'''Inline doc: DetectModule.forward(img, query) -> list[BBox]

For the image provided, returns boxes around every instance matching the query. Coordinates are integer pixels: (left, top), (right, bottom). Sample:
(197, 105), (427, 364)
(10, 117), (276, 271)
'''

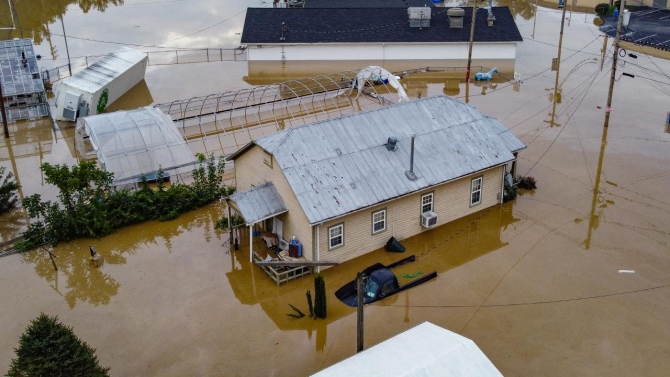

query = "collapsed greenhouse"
(76, 67), (406, 186)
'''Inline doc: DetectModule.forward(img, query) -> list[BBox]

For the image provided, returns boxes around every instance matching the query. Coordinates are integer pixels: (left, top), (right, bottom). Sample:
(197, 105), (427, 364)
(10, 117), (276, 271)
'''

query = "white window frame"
(328, 223), (344, 250)
(421, 192), (434, 213)
(372, 209), (386, 234)
(471, 176), (483, 206)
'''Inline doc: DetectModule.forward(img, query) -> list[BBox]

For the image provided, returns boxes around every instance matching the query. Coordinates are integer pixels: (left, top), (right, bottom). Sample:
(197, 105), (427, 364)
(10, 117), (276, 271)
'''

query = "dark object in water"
(384, 237), (405, 253)
(335, 255), (437, 307)
(89, 246), (97, 258)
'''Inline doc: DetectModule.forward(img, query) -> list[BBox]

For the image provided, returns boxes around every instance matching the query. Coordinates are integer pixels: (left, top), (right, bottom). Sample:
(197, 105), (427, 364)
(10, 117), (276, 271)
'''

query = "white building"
(241, 6), (522, 78)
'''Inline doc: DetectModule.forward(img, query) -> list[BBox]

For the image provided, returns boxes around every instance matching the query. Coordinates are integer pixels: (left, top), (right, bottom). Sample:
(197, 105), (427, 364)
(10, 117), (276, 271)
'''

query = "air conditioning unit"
(421, 211), (438, 228)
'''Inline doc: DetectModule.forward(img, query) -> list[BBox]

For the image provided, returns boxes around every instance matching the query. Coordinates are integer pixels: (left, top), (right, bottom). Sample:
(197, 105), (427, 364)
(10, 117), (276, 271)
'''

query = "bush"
(18, 154), (232, 250)
(516, 176), (537, 190)
(314, 274), (327, 319)
(0, 166), (20, 214)
(503, 185), (518, 202)
(7, 313), (110, 377)
(595, 3), (609, 15)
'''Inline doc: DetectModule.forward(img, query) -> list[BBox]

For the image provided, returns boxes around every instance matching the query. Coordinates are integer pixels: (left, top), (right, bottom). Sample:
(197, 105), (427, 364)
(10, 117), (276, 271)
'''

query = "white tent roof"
(312, 322), (503, 377)
(63, 46), (146, 94)
(75, 107), (197, 184)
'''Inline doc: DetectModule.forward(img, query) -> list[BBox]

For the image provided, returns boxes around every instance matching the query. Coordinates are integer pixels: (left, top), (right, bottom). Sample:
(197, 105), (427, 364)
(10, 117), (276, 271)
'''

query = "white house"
(241, 6), (523, 78)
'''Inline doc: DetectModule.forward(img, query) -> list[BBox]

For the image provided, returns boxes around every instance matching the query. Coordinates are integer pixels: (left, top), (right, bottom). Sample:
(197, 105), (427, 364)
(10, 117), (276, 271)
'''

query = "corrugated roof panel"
(250, 96), (525, 224)
(228, 182), (288, 225)
(64, 46), (146, 94)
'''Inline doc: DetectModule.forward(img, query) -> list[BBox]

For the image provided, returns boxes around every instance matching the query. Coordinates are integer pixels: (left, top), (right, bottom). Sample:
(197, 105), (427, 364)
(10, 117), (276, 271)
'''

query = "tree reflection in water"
(20, 205), (220, 309)
(3, 0), (124, 44)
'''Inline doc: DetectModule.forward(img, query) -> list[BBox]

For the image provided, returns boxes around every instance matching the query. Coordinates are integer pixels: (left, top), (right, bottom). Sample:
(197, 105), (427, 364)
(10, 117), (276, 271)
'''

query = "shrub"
(0, 166), (20, 214)
(517, 176), (537, 190)
(18, 154), (231, 250)
(595, 3), (609, 15)
(7, 313), (110, 377)
(314, 274), (327, 319)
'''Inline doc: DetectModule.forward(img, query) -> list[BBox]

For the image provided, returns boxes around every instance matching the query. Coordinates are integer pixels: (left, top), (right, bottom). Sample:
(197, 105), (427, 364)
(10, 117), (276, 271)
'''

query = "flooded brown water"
(2, 1), (670, 376)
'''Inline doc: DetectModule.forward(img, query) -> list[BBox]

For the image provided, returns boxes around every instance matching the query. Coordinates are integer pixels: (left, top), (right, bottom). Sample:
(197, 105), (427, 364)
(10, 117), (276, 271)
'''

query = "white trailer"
(55, 46), (148, 121)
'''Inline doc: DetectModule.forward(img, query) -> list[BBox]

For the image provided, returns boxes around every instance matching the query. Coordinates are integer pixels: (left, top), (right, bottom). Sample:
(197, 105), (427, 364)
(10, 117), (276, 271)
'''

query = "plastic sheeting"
(75, 107), (197, 185)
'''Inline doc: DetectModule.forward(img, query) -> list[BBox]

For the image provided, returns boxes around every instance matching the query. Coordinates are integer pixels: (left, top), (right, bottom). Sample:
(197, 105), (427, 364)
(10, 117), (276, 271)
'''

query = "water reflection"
(582, 125), (609, 250)
(20, 205), (220, 308)
(226, 202), (519, 351)
(1, 0), (124, 44)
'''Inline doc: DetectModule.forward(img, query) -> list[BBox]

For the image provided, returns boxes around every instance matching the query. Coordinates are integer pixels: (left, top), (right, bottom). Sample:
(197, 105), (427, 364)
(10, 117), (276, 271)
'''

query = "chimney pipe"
(405, 134), (418, 181)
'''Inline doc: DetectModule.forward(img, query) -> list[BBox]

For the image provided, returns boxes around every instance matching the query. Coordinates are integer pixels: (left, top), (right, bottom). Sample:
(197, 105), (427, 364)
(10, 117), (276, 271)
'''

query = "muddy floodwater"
(2, 1), (670, 376)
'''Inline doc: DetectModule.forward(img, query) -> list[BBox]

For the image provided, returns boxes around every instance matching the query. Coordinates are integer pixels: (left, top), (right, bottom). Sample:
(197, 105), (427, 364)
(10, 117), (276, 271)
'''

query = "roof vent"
(408, 7), (431, 28)
(447, 8), (465, 29)
(386, 136), (398, 151)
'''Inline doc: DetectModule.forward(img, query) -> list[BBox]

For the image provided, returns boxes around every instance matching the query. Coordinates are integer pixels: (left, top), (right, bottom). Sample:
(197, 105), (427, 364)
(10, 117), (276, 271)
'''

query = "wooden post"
(227, 203), (233, 250)
(249, 224), (253, 263)
(0, 79), (9, 138)
(356, 272), (365, 353)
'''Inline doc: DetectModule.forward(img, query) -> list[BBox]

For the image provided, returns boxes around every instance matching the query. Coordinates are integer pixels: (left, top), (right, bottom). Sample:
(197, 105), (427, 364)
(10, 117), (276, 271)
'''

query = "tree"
(7, 313), (110, 377)
(314, 274), (327, 319)
(0, 167), (20, 214)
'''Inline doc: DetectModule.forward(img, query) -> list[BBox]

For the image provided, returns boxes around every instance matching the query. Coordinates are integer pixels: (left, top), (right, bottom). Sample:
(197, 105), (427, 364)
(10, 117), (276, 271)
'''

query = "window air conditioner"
(421, 211), (438, 228)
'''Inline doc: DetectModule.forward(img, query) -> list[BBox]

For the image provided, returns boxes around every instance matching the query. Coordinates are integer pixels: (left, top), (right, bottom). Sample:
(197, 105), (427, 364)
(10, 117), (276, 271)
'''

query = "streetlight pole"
(604, 0), (626, 128)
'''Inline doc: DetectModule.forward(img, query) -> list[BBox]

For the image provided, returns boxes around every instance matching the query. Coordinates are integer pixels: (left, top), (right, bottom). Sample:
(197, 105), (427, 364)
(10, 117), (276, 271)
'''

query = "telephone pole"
(465, 1), (480, 83)
(604, 0), (626, 128)
(549, 3), (568, 127)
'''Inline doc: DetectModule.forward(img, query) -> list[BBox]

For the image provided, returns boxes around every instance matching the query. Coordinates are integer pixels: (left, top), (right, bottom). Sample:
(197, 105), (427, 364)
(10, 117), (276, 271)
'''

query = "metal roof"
(228, 182), (288, 225)
(234, 95), (525, 225)
(312, 321), (503, 376)
(62, 46), (146, 94)
(304, 0), (435, 8)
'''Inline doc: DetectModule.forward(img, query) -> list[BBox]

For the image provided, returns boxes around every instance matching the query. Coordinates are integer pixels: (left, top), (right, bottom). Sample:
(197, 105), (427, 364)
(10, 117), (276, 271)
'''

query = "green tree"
(0, 166), (20, 214)
(7, 313), (110, 377)
(314, 274), (327, 319)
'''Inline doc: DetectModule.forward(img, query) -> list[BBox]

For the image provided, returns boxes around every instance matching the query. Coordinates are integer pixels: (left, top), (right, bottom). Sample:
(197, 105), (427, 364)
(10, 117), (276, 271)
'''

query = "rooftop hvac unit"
(421, 211), (438, 228)
(408, 7), (431, 28)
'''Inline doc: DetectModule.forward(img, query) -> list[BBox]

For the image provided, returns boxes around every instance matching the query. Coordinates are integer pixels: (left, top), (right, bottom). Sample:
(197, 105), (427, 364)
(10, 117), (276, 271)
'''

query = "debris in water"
(618, 270), (635, 274)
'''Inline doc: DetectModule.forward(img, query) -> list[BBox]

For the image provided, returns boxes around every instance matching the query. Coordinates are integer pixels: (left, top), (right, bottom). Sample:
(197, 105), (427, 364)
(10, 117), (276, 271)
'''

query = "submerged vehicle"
(335, 255), (437, 307)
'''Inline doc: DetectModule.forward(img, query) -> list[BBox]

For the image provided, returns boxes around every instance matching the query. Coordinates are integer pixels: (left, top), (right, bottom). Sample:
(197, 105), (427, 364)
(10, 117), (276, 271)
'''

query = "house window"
(263, 151), (272, 168)
(421, 193), (433, 213)
(372, 209), (386, 234)
(329, 223), (344, 249)
(471, 177), (483, 206)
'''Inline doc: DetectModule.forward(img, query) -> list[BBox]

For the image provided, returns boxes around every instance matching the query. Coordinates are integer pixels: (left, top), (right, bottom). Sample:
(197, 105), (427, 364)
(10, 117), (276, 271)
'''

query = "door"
(273, 218), (283, 239)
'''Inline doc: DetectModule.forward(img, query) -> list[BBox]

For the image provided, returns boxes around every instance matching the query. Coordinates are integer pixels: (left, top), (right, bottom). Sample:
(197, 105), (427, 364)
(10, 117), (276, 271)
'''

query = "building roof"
(241, 7), (522, 44)
(74, 107), (197, 185)
(62, 46), (146, 94)
(229, 96), (525, 225)
(311, 321), (503, 376)
(304, 0), (435, 8)
(228, 182), (288, 225)
(0, 39), (43, 96)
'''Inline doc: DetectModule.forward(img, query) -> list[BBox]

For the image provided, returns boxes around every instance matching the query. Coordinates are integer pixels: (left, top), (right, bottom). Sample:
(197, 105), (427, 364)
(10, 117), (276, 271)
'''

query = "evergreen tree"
(7, 313), (110, 377)
(314, 274), (327, 319)
(0, 167), (20, 214)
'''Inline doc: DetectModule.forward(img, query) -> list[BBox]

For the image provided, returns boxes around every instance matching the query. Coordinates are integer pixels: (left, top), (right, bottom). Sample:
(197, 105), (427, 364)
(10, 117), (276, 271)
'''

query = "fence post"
(234, 48), (236, 62)
(220, 48), (223, 62)
(146, 52), (150, 66)
(206, 48), (209, 63)
(176, 50), (179, 64)
(85, 56), (88, 67)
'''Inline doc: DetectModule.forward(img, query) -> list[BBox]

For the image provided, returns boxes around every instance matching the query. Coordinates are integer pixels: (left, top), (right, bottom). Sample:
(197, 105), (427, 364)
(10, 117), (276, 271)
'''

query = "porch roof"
(228, 182), (288, 225)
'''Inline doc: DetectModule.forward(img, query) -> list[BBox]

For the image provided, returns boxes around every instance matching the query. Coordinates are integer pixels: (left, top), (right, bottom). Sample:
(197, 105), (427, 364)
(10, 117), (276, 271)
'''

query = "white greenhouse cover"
(312, 322), (503, 377)
(75, 107), (197, 184)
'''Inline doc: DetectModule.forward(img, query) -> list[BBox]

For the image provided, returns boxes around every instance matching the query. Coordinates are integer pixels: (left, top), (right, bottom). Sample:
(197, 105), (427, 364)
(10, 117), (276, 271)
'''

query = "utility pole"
(58, 0), (72, 76)
(604, 0), (625, 128)
(532, 0), (539, 39)
(356, 272), (365, 353)
(465, 1), (479, 83)
(0, 79), (9, 138)
(549, 3), (569, 127)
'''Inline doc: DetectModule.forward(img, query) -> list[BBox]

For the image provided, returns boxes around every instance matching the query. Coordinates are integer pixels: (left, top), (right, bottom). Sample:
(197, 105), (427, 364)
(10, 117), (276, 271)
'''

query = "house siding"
(317, 165), (505, 264)
(233, 145), (314, 260)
